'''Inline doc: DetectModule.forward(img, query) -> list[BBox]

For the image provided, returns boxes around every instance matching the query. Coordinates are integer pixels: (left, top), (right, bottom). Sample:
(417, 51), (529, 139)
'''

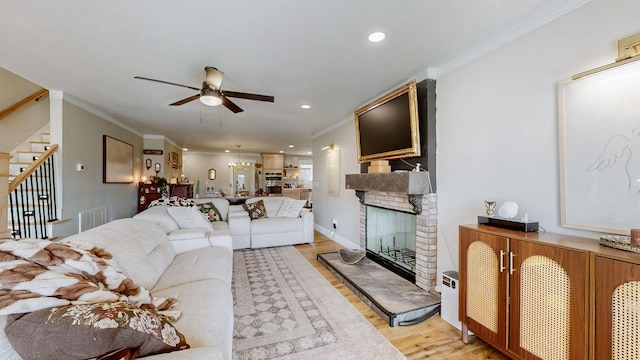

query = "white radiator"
(78, 208), (108, 232)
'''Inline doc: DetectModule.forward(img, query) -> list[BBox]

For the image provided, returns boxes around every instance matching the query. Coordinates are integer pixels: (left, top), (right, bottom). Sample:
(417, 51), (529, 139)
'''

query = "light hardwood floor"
(294, 231), (509, 360)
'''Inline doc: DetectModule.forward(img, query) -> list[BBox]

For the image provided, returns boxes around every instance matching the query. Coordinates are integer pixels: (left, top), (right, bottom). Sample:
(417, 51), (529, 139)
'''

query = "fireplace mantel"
(346, 172), (432, 214)
(345, 171), (431, 194)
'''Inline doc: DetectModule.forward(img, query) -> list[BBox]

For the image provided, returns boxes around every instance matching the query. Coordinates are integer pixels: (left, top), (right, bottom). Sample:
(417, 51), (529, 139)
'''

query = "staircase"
(7, 130), (66, 239)
(1, 88), (67, 240)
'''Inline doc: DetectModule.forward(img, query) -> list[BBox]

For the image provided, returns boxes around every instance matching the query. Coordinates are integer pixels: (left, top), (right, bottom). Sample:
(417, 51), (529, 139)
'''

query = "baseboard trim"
(314, 224), (360, 250)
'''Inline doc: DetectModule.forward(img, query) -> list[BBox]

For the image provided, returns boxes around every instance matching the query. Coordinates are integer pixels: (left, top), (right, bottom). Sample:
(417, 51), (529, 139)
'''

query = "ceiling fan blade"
(134, 76), (201, 91)
(222, 90), (274, 103)
(221, 96), (244, 113)
(170, 94), (200, 106)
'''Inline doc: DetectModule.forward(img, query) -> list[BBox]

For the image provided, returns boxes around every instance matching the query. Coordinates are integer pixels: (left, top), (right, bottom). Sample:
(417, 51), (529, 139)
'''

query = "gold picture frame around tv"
(354, 80), (420, 163)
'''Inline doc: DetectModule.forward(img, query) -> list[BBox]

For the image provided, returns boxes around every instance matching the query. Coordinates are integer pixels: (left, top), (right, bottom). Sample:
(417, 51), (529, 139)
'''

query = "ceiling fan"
(134, 66), (274, 113)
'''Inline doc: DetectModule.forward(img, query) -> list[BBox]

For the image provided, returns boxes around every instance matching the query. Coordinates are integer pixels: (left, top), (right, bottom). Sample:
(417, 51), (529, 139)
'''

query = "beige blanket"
(0, 238), (175, 315)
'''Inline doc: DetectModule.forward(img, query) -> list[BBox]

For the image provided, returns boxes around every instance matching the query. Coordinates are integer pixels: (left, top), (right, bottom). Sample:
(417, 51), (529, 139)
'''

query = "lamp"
(573, 33), (640, 79)
(200, 87), (223, 106)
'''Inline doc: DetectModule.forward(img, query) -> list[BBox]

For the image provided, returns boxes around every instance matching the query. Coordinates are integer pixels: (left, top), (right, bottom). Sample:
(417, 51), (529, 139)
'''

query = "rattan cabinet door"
(593, 256), (640, 360)
(509, 240), (588, 360)
(459, 227), (509, 350)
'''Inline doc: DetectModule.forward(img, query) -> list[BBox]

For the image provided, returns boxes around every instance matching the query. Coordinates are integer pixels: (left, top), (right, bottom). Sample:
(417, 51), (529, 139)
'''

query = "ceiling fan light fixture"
(200, 88), (223, 106)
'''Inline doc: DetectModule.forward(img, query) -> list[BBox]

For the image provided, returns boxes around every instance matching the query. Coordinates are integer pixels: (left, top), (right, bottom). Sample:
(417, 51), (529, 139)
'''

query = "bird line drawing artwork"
(586, 127), (640, 194)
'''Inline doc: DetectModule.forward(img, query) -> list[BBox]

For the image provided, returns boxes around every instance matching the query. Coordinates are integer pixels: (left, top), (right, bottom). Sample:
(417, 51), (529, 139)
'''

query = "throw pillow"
(6, 301), (189, 360)
(167, 206), (214, 231)
(276, 197), (307, 218)
(149, 196), (196, 208)
(197, 202), (223, 222)
(243, 200), (268, 220)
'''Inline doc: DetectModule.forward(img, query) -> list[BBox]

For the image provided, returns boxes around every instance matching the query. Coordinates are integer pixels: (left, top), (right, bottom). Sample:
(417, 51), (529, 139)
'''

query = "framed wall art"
(103, 135), (134, 183)
(558, 59), (640, 234)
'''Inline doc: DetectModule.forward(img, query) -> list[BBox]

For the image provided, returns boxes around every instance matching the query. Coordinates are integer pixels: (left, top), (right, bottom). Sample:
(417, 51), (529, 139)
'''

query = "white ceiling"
(0, 0), (589, 155)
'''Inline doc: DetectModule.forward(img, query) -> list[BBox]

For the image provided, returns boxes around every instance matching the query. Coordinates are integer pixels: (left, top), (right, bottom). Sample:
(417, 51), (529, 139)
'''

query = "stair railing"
(8, 144), (59, 239)
(0, 88), (48, 122)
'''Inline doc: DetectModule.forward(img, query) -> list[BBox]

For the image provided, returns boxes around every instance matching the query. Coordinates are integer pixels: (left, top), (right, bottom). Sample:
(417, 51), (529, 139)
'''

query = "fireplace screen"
(366, 206), (416, 274)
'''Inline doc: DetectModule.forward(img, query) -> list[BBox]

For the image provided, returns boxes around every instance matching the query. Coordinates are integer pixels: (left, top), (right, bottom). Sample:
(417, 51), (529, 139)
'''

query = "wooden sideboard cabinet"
(592, 251), (640, 359)
(138, 182), (162, 213)
(459, 225), (589, 360)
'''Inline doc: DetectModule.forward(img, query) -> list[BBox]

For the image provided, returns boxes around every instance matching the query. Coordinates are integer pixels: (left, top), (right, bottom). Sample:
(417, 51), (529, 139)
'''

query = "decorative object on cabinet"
(484, 201), (496, 216)
(208, 168), (216, 180)
(145, 158), (152, 170)
(103, 135), (134, 184)
(497, 201), (518, 219)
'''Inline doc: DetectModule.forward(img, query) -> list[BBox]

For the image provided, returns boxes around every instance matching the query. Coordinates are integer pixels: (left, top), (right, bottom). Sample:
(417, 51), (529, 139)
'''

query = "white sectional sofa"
(0, 217), (234, 360)
(243, 197), (314, 249)
(136, 197), (314, 250)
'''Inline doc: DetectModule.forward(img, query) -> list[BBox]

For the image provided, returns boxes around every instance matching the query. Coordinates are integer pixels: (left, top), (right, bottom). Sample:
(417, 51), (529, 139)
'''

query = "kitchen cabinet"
(459, 225), (589, 360)
(261, 153), (283, 170)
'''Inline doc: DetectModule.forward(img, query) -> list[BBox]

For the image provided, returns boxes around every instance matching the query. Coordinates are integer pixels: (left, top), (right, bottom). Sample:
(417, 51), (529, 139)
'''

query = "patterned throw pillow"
(276, 197), (307, 218)
(6, 301), (189, 359)
(197, 202), (223, 222)
(149, 196), (195, 208)
(243, 200), (268, 220)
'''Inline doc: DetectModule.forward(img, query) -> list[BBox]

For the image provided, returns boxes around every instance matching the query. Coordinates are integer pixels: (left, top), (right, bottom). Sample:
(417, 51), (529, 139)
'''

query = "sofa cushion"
(251, 216), (304, 234)
(6, 302), (189, 359)
(242, 199), (268, 220)
(133, 206), (179, 233)
(152, 279), (233, 360)
(167, 228), (209, 241)
(152, 244), (233, 292)
(276, 197), (307, 218)
(197, 202), (223, 222)
(167, 207), (214, 231)
(63, 218), (175, 290)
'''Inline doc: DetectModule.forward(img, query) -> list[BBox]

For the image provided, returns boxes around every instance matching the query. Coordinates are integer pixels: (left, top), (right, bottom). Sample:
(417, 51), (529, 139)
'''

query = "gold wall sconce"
(573, 32), (640, 79)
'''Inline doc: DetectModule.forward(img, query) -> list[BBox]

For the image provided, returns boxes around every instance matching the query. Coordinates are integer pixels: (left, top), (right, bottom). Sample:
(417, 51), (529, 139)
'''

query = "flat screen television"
(354, 80), (420, 163)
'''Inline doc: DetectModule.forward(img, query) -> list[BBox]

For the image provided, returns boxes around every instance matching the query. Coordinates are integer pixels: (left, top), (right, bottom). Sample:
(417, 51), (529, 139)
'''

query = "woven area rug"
(232, 246), (406, 360)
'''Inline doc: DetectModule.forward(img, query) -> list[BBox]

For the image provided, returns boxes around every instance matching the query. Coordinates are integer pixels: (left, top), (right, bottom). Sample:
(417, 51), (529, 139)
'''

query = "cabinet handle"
(499, 250), (506, 273)
(509, 251), (515, 275)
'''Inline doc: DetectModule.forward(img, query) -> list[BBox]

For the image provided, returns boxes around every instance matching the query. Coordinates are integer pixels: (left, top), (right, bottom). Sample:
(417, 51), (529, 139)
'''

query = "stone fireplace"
(346, 172), (437, 292)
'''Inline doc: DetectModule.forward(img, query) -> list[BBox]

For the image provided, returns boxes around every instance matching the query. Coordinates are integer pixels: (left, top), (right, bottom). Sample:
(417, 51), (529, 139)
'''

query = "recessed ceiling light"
(225, 150), (230, 153)
(368, 31), (385, 43)
(279, 150), (284, 153)
(289, 145), (294, 148)
(307, 151), (312, 155)
(182, 148), (188, 151)
(301, 104), (311, 109)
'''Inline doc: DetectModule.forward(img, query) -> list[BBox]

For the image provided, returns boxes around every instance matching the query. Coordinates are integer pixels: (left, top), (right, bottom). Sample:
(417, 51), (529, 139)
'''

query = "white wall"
(435, 0), (640, 277)
(58, 101), (142, 237)
(0, 67), (50, 152)
(312, 120), (361, 249)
